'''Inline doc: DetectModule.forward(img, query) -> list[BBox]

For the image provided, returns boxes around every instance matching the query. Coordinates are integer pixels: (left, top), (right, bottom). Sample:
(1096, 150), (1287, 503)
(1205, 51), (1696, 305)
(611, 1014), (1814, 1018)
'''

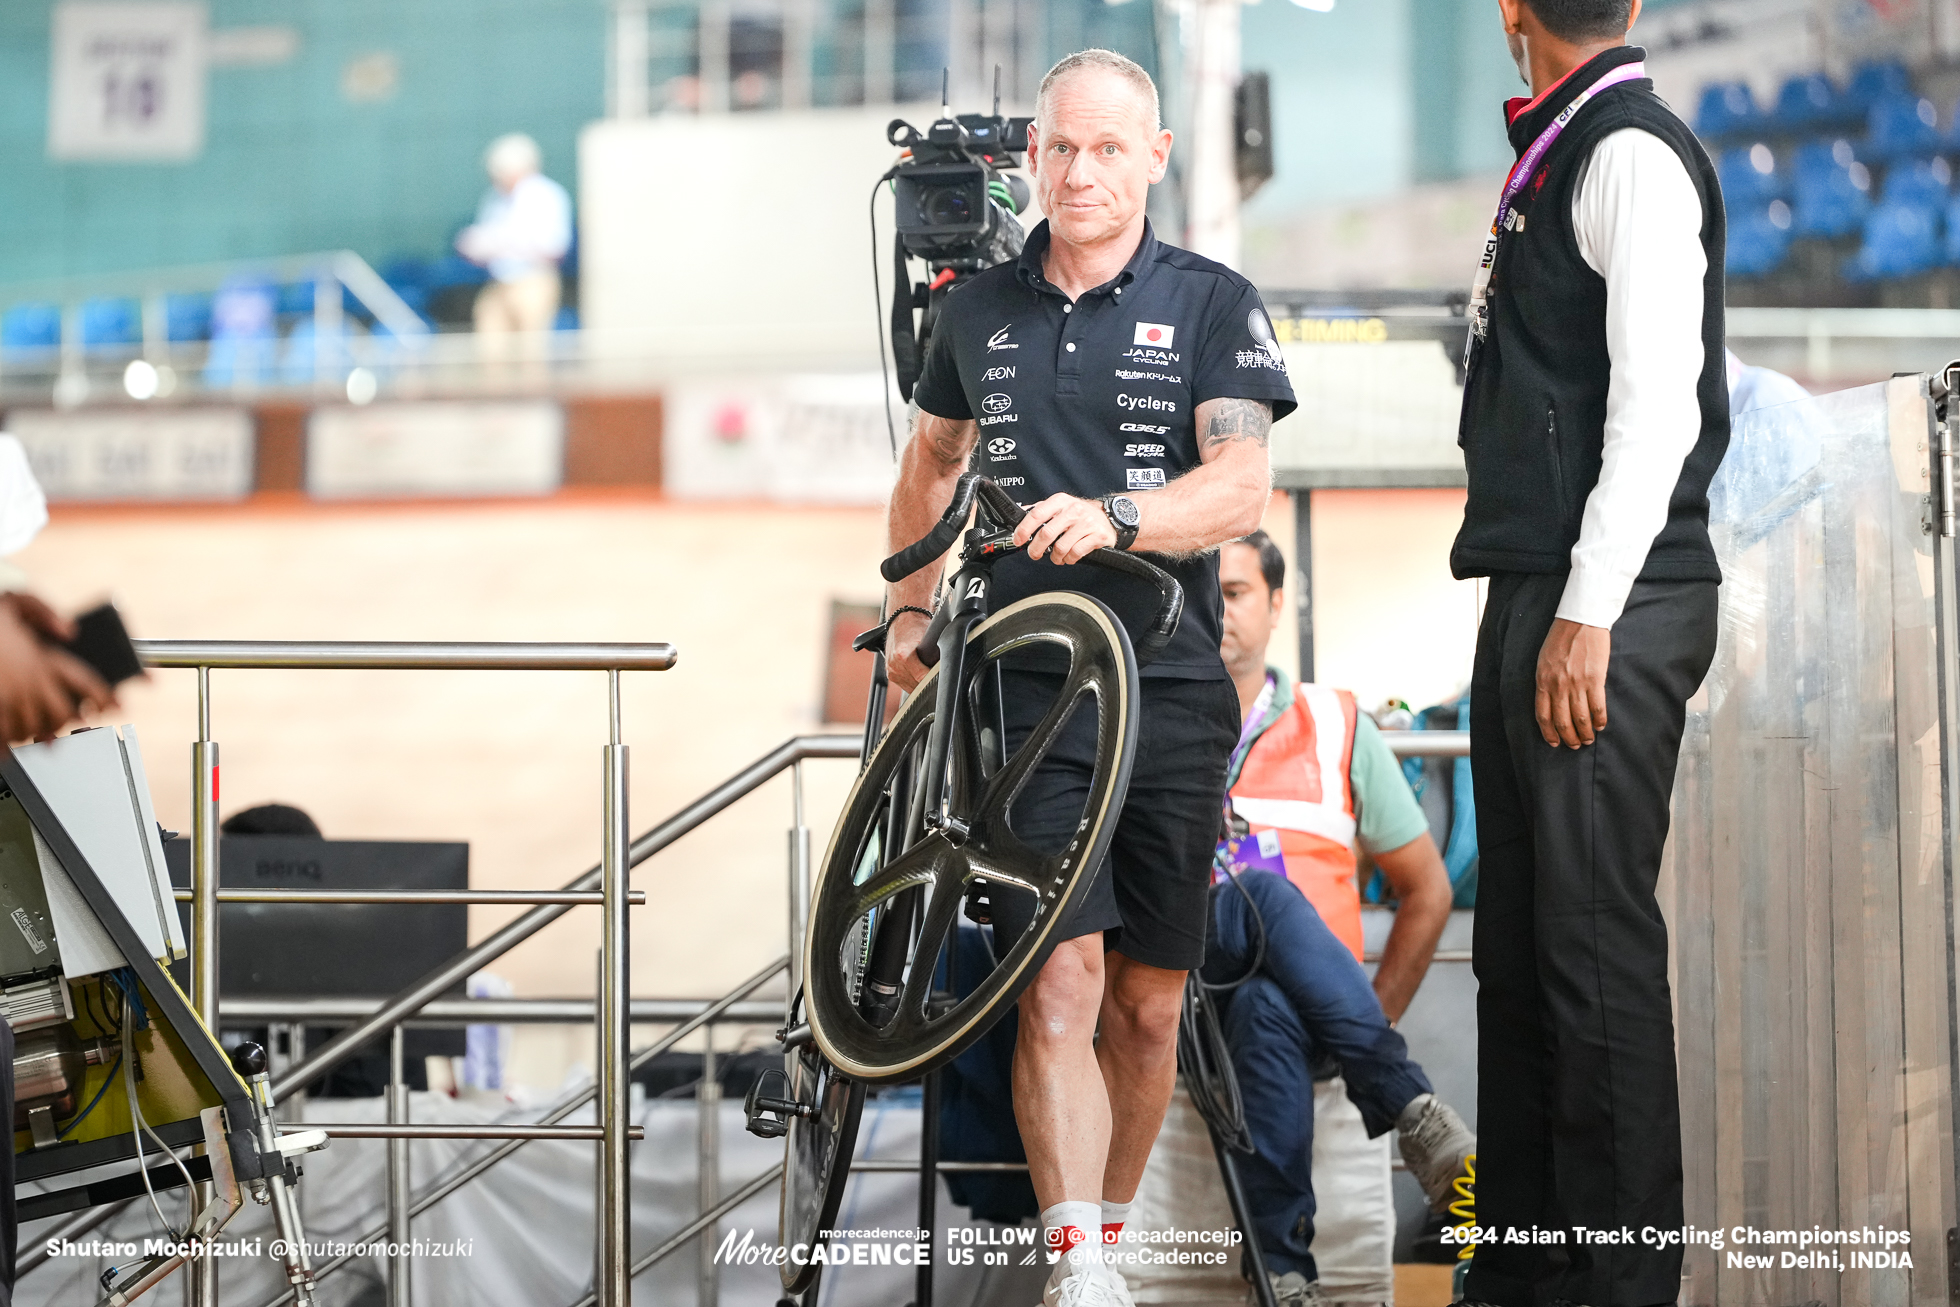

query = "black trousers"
(1462, 573), (1717, 1307)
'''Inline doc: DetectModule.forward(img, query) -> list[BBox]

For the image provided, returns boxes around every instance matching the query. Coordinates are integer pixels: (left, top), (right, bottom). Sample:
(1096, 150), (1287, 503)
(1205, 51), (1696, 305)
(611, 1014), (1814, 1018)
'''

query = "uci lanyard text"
(1468, 61), (1646, 340)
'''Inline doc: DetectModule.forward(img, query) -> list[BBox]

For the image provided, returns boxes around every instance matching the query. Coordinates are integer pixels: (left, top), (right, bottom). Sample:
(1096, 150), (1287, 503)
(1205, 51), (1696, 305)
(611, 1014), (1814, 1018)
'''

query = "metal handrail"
(247, 955), (788, 1307)
(310, 1125), (648, 1141)
(169, 889), (648, 905)
(1382, 729), (1468, 757)
(221, 997), (783, 1024)
(135, 640), (678, 671)
(266, 733), (856, 1103)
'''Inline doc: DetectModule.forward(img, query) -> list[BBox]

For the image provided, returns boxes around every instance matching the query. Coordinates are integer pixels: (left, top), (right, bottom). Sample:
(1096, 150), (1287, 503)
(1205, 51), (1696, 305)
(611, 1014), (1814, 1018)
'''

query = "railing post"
(599, 669), (631, 1305)
(387, 1024), (411, 1307)
(787, 760), (810, 1024)
(190, 665), (220, 1307)
(698, 1022), (719, 1307)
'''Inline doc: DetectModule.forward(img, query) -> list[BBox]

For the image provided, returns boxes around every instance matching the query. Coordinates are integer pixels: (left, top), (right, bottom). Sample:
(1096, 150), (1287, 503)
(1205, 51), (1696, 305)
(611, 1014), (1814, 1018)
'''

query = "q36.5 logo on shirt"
(987, 326), (1018, 352)
(987, 437), (1018, 459)
(981, 393), (1013, 414)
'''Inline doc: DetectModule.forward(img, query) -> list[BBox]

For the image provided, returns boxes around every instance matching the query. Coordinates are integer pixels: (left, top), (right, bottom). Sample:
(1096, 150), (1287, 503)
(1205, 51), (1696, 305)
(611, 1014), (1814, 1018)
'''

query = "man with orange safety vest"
(1202, 531), (1473, 1307)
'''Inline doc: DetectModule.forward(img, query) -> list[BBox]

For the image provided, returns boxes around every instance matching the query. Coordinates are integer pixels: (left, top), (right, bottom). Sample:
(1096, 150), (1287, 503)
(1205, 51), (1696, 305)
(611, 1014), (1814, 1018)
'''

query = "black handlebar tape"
(881, 473), (982, 582)
(1082, 548), (1186, 669)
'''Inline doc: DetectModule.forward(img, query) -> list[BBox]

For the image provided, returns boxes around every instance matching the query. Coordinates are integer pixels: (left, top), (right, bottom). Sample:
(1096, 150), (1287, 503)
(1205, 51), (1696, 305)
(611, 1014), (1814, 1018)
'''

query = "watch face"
(1112, 496), (1142, 528)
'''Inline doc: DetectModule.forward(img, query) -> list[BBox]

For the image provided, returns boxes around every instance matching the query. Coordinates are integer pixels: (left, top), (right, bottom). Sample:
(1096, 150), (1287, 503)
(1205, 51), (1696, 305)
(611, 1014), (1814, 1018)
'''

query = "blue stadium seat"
(1865, 92), (1941, 160)
(278, 317), (353, 384)
(1719, 144), (1787, 205)
(204, 278), (278, 389)
(1843, 60), (1911, 112)
(0, 303), (60, 353)
(1771, 73), (1850, 130)
(379, 256), (434, 318)
(1883, 156), (1952, 207)
(1695, 81), (1761, 139)
(164, 293), (212, 342)
(1845, 199), (1941, 279)
(428, 253), (489, 288)
(1790, 138), (1871, 238)
(1728, 201), (1794, 277)
(1946, 195), (1960, 265)
(79, 297), (139, 348)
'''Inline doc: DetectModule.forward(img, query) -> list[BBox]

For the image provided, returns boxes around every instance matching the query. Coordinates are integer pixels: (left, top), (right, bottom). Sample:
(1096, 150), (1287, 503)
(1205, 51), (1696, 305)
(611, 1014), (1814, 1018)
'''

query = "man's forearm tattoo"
(1202, 398), (1273, 450)
(908, 402), (975, 472)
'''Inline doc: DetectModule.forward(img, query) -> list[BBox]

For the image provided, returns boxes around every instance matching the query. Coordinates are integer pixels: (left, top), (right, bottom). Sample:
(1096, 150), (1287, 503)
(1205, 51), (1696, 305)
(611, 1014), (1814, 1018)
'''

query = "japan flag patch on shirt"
(1133, 322), (1175, 347)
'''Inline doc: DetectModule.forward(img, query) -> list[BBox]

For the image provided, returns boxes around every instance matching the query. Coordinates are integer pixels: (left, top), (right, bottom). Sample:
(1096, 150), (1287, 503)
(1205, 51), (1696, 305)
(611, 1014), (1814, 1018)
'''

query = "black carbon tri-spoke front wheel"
(804, 592), (1139, 1084)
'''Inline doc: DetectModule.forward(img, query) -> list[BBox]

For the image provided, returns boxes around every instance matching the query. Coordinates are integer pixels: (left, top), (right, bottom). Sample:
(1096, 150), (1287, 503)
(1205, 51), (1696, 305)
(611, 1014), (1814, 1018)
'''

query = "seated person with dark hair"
(1205, 531), (1475, 1307)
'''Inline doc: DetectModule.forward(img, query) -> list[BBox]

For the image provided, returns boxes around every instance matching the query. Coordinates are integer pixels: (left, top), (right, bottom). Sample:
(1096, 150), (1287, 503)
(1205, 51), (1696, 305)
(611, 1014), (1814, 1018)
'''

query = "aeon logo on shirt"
(987, 326), (1018, 352)
(981, 393), (1013, 414)
(982, 366), (1016, 381)
(987, 437), (1018, 459)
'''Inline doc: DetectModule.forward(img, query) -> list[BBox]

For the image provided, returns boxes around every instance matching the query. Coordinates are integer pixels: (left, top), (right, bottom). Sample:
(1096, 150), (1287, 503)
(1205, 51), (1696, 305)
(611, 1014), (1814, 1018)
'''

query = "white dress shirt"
(1558, 127), (1709, 629)
(457, 173), (573, 284)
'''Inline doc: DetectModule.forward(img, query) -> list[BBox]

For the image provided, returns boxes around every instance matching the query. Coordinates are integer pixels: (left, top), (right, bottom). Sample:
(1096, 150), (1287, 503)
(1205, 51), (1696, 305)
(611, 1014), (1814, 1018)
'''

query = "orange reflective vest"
(1226, 674), (1365, 962)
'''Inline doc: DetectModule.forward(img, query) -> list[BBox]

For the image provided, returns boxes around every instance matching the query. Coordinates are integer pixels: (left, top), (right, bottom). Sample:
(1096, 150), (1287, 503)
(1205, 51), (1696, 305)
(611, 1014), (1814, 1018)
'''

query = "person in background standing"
(455, 133), (573, 378)
(1449, 1), (1728, 1304)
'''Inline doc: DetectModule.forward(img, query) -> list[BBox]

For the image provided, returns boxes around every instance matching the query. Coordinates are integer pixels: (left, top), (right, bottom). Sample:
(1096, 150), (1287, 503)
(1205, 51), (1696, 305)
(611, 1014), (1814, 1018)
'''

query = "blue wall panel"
(0, 0), (606, 284)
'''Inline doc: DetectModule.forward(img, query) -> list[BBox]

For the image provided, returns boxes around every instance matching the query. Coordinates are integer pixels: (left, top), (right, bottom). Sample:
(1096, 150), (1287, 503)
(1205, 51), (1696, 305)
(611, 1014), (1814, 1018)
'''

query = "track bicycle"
(747, 472), (1183, 1296)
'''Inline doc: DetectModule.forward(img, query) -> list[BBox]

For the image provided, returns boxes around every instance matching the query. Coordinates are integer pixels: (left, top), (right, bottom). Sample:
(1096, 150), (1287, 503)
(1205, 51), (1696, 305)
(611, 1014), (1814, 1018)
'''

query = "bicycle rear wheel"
(805, 592), (1139, 1084)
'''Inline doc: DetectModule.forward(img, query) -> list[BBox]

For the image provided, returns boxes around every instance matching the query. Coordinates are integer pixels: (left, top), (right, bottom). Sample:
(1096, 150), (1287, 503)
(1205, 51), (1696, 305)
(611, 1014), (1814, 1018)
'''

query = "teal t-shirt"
(1350, 710), (1431, 857)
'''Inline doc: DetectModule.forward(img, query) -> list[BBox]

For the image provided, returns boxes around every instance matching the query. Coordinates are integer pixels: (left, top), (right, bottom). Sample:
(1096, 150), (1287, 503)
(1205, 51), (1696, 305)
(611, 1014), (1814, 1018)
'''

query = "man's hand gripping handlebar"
(870, 472), (1185, 690)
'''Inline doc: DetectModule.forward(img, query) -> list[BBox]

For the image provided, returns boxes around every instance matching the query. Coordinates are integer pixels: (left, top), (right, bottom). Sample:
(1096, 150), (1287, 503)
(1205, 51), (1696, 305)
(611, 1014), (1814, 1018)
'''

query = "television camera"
(884, 73), (1034, 401)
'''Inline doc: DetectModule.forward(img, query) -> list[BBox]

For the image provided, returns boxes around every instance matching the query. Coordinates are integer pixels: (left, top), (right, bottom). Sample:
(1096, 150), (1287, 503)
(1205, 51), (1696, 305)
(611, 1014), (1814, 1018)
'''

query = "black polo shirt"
(912, 219), (1297, 679)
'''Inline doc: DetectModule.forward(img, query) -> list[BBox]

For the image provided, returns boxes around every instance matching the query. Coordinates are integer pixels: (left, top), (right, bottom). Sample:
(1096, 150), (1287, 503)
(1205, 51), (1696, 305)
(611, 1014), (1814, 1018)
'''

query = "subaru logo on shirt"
(982, 393), (1013, 414)
(987, 437), (1017, 458)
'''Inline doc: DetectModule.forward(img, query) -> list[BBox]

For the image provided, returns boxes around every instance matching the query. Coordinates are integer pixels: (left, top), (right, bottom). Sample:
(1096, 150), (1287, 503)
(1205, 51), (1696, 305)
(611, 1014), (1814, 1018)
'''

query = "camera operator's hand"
(0, 593), (115, 744)
(1014, 494), (1118, 565)
(886, 608), (933, 695)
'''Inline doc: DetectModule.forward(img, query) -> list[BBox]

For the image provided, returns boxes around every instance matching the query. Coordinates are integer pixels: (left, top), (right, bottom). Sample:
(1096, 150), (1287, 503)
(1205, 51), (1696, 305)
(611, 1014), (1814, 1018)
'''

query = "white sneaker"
(1396, 1093), (1477, 1213)
(1041, 1244), (1117, 1307)
(1103, 1258), (1137, 1307)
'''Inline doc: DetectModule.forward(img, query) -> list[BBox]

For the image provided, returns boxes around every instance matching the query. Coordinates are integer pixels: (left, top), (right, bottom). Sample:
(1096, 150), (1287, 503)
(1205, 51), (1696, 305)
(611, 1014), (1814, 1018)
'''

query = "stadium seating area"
(0, 239), (579, 373)
(1701, 59), (1960, 305)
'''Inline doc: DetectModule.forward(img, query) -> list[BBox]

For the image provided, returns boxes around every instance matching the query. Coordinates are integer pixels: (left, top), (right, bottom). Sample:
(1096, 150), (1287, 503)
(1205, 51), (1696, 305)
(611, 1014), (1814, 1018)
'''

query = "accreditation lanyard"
(1467, 61), (1646, 342)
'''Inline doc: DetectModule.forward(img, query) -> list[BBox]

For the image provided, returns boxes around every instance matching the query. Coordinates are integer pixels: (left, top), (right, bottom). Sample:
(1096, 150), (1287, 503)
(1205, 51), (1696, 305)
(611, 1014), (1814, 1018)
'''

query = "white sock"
(1041, 1200), (1104, 1260)
(1100, 1198), (1134, 1244)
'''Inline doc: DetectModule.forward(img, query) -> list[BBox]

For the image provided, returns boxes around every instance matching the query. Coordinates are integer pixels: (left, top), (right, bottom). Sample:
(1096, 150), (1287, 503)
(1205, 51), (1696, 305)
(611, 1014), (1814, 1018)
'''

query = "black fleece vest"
(1450, 46), (1729, 586)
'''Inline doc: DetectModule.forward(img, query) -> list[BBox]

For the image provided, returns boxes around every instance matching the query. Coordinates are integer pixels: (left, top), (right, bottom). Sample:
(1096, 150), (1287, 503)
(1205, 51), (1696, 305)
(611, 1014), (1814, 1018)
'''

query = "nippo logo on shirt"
(1133, 322), (1175, 347)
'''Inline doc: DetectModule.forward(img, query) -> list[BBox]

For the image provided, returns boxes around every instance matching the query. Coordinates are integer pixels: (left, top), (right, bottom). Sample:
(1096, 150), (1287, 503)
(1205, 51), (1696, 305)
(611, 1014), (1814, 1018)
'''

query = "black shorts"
(989, 669), (1239, 972)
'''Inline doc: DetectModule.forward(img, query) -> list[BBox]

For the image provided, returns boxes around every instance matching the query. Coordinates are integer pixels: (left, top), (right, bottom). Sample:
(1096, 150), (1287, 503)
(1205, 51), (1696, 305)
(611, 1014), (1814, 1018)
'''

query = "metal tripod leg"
(1204, 1122), (1279, 1307)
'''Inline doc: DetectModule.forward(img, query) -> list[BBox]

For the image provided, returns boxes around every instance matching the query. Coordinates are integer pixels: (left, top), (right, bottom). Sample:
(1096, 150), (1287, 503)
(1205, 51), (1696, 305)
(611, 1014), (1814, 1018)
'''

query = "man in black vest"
(1451, 2), (1727, 1305)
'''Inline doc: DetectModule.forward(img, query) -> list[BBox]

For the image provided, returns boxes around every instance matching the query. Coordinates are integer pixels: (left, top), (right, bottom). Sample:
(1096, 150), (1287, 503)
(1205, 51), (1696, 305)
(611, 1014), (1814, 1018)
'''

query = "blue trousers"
(1201, 869), (1432, 1280)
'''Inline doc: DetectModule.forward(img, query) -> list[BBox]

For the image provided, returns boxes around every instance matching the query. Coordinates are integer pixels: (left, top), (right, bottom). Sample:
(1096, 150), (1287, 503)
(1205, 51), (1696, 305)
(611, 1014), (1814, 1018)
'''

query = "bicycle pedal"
(743, 1069), (800, 1139)
(963, 877), (994, 925)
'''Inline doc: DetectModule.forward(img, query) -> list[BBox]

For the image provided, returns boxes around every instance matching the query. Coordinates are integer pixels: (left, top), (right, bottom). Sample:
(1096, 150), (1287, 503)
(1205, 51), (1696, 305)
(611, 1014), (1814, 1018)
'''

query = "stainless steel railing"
(130, 639), (680, 1307)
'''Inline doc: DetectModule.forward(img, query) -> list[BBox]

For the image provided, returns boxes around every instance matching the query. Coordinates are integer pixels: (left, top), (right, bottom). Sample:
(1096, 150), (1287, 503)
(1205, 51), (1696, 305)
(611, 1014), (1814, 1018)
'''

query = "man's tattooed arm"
(1200, 397), (1274, 452)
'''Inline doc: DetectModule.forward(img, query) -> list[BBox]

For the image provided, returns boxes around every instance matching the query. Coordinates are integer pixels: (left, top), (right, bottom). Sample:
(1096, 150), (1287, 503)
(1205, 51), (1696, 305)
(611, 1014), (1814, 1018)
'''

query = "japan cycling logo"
(987, 437), (1017, 457)
(981, 393), (1013, 414)
(1133, 322), (1176, 347)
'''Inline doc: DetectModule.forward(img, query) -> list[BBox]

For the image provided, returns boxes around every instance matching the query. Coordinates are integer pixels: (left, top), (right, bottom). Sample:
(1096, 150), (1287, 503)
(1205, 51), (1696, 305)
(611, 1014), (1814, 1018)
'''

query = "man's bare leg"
(1096, 953), (1188, 1203)
(1012, 936), (1111, 1207)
